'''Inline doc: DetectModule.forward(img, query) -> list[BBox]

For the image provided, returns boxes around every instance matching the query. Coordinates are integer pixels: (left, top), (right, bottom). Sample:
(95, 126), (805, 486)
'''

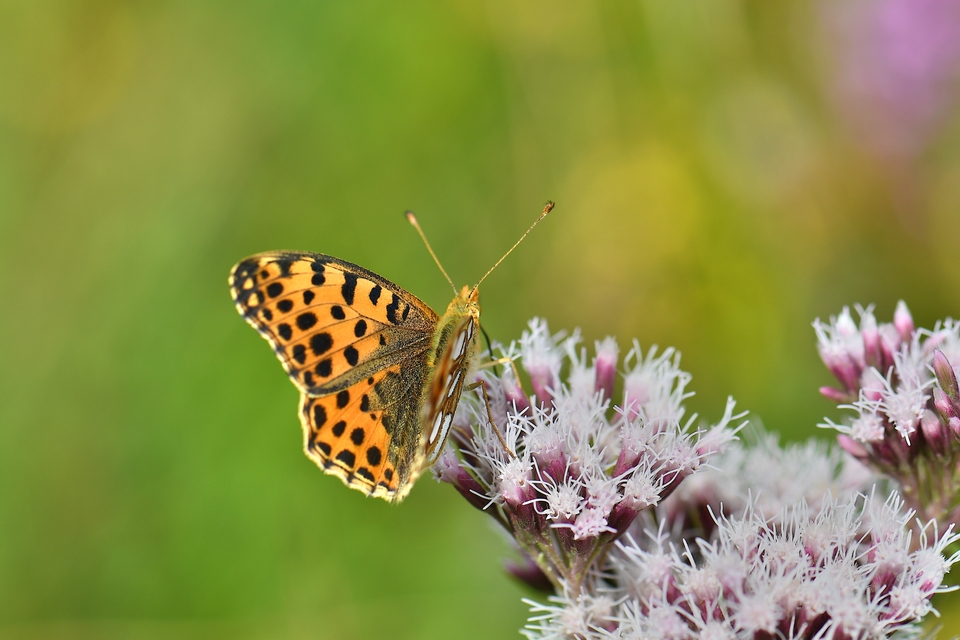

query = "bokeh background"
(2, 1), (960, 638)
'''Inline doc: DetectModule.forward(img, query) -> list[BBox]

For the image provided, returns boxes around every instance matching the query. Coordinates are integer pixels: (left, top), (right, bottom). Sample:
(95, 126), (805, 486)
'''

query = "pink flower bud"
(500, 457), (537, 514)
(894, 300), (914, 341)
(504, 557), (553, 593)
(862, 311), (882, 369)
(819, 386), (852, 403)
(527, 364), (555, 408)
(433, 448), (463, 484)
(437, 456), (490, 511)
(607, 502), (642, 539)
(932, 350), (959, 402)
(593, 337), (619, 402)
(871, 566), (899, 599)
(837, 434), (869, 460)
(501, 376), (531, 416)
(878, 324), (900, 374)
(540, 458), (568, 484)
(861, 368), (886, 402)
(932, 387), (960, 422)
(920, 410), (947, 457)
(822, 352), (863, 394)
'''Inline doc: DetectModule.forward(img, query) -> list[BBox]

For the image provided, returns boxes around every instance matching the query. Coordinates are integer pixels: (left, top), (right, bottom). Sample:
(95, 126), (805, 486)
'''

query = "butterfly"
(229, 205), (551, 502)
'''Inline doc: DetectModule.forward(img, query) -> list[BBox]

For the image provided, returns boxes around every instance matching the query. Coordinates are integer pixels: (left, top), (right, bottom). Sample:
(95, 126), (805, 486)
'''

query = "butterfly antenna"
(406, 211), (458, 296)
(471, 201), (554, 295)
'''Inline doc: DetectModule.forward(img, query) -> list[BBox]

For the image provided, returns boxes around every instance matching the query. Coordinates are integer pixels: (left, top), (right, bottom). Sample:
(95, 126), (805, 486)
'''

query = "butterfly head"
(463, 284), (480, 309)
(432, 286), (481, 364)
(448, 285), (480, 322)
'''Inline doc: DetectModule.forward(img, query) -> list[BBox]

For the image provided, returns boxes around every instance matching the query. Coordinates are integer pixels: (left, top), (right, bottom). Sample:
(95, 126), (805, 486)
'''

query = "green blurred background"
(2, 1), (960, 638)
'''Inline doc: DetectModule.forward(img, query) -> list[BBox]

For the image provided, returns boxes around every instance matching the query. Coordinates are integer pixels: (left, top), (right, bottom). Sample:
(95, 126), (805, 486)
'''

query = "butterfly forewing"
(231, 251), (482, 502)
(230, 252), (438, 395)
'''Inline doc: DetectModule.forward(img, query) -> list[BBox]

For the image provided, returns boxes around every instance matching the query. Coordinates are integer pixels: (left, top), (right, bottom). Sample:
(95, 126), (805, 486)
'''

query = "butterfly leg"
(478, 355), (525, 383)
(478, 357), (532, 401)
(467, 380), (517, 459)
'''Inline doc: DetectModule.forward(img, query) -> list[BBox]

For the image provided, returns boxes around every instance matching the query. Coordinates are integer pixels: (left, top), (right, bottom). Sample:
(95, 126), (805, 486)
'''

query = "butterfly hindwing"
(230, 251), (439, 395)
(422, 316), (479, 463)
(300, 355), (430, 501)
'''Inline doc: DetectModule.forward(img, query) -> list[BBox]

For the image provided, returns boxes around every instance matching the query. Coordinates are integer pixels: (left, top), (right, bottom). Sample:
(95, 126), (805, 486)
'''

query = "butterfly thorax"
(427, 286), (480, 369)
(420, 286), (480, 463)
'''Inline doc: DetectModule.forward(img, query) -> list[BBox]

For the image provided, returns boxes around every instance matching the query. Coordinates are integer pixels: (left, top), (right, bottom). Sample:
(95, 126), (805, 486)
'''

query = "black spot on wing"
(332, 421), (346, 437)
(350, 428), (365, 445)
(296, 312), (317, 330)
(385, 295), (400, 324)
(310, 261), (325, 285)
(278, 324), (292, 341)
(233, 258), (259, 281)
(292, 344), (306, 364)
(310, 333), (332, 355)
(369, 285), (381, 305)
(267, 282), (284, 298)
(313, 404), (327, 427)
(236, 288), (262, 311)
(336, 450), (356, 468)
(303, 290), (315, 305)
(344, 346), (359, 366)
(331, 306), (345, 320)
(276, 257), (294, 276)
(341, 273), (357, 305)
(315, 359), (332, 377)
(356, 467), (375, 482)
(336, 390), (350, 409)
(366, 446), (382, 466)
(277, 299), (293, 313)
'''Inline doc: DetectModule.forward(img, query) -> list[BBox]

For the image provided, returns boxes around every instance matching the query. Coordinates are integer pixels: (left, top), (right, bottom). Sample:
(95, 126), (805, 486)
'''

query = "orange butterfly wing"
(229, 251), (440, 500)
(230, 252), (437, 394)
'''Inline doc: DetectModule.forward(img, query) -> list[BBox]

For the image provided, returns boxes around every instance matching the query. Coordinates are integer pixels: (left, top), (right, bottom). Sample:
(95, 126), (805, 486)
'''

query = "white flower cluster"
(434, 318), (743, 593)
(815, 302), (960, 528)
(813, 302), (916, 402)
(435, 316), (960, 639)
(815, 303), (960, 442)
(664, 434), (878, 529)
(523, 490), (959, 640)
